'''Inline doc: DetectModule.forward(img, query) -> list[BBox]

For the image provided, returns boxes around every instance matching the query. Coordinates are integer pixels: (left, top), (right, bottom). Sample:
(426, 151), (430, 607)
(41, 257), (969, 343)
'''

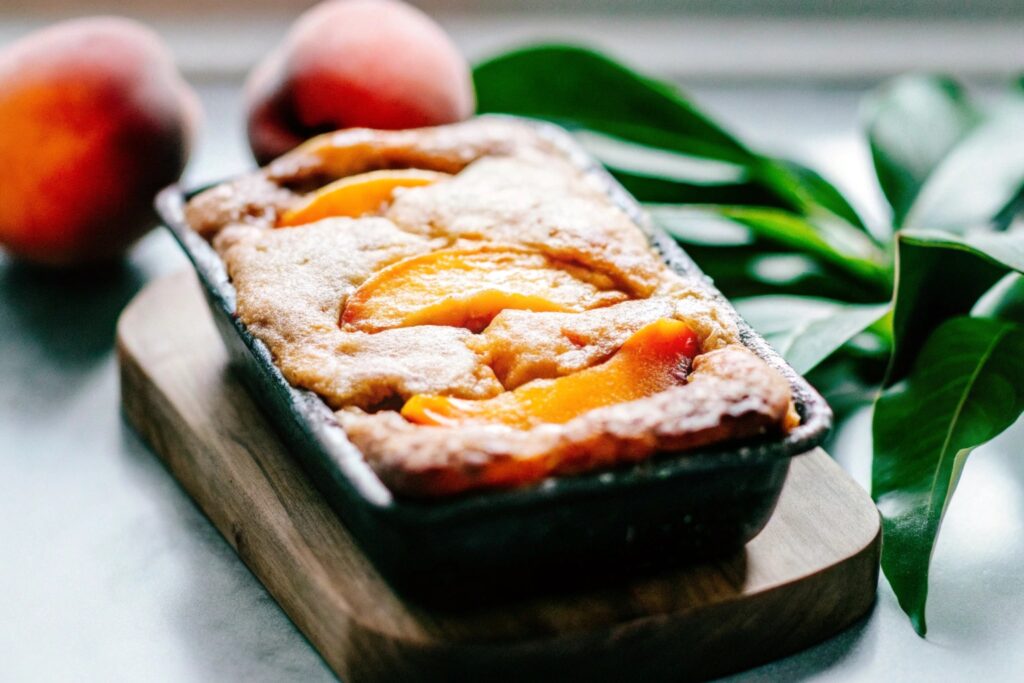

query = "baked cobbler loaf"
(186, 119), (795, 497)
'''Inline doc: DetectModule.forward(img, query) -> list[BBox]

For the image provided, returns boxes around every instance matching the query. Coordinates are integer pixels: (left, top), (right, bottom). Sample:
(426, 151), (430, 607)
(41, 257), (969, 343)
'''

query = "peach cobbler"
(185, 119), (795, 497)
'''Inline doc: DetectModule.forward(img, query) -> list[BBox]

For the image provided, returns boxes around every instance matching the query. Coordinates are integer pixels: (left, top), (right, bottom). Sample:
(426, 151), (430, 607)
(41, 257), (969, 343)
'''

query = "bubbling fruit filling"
(340, 245), (629, 333)
(277, 168), (449, 226)
(338, 238), (700, 428)
(280, 171), (700, 427)
(401, 319), (699, 429)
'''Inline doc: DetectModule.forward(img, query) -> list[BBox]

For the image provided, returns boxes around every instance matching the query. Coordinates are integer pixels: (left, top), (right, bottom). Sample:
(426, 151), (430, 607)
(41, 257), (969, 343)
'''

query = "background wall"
(0, 0), (1020, 83)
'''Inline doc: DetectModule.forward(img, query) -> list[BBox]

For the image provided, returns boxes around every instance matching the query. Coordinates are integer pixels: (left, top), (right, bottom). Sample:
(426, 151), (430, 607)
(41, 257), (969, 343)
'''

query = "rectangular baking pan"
(156, 116), (832, 599)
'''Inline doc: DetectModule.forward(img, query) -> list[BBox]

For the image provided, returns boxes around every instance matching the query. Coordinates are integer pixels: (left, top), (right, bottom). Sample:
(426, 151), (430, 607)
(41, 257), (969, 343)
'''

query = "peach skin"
(245, 0), (474, 165)
(0, 17), (199, 266)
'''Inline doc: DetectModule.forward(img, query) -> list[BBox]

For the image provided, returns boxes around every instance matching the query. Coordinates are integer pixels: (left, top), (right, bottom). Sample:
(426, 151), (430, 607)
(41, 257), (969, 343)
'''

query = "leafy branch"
(474, 44), (1024, 635)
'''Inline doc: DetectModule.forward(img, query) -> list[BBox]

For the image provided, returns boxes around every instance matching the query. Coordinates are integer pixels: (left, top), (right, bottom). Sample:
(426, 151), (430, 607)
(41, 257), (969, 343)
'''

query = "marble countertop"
(2, 82), (1022, 682)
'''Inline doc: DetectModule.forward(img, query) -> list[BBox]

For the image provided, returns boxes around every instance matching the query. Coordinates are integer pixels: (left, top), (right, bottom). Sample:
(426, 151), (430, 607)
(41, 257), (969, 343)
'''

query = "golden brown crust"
(265, 117), (560, 186)
(277, 327), (504, 410)
(221, 218), (503, 408)
(482, 296), (738, 389)
(184, 118), (794, 497)
(185, 173), (296, 241)
(340, 346), (792, 497)
(385, 154), (668, 296)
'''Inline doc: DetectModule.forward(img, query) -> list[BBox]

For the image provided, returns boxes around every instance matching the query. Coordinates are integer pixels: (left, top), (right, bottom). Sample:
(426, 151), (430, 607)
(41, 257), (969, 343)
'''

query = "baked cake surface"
(186, 118), (794, 497)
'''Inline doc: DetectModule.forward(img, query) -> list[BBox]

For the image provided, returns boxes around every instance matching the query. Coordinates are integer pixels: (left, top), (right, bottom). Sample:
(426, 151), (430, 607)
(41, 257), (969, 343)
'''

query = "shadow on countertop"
(117, 420), (337, 683)
(0, 231), (187, 419)
(0, 257), (147, 368)
(716, 610), (875, 683)
(0, 256), (148, 420)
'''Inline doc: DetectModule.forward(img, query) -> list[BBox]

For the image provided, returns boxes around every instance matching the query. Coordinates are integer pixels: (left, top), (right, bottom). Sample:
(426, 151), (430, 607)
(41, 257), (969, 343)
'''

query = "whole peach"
(246, 0), (473, 165)
(0, 17), (199, 266)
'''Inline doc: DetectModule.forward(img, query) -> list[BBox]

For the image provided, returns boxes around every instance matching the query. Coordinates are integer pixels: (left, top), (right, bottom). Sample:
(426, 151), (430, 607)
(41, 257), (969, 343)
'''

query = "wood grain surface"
(117, 270), (880, 682)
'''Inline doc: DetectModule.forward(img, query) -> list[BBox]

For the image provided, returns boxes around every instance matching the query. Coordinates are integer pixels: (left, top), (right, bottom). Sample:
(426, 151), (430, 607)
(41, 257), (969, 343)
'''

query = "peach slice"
(401, 318), (699, 429)
(341, 245), (629, 333)
(277, 168), (448, 226)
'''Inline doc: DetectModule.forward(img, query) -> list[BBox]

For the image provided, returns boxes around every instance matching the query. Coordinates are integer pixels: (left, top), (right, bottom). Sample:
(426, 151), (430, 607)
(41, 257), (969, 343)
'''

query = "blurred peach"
(246, 0), (473, 165)
(0, 17), (199, 266)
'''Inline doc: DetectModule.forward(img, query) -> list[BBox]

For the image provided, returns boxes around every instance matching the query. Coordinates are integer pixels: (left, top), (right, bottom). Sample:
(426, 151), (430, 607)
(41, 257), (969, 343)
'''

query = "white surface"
(1, 81), (1023, 682)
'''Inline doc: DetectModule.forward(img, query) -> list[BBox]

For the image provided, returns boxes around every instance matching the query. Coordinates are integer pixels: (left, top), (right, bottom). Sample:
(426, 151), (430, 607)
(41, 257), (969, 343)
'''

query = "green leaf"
(872, 317), (1024, 635)
(474, 44), (867, 228)
(862, 75), (979, 227)
(754, 158), (869, 231)
(806, 352), (888, 426)
(649, 206), (754, 247)
(573, 130), (749, 186)
(611, 169), (779, 207)
(903, 100), (1024, 231)
(686, 246), (885, 302)
(973, 272), (1024, 323)
(888, 229), (1024, 381)
(579, 132), (783, 207)
(657, 215), (887, 302)
(565, 118), (750, 163)
(734, 296), (890, 374)
(673, 243), (817, 298)
(993, 184), (1024, 232)
(474, 44), (746, 158)
(651, 205), (891, 290)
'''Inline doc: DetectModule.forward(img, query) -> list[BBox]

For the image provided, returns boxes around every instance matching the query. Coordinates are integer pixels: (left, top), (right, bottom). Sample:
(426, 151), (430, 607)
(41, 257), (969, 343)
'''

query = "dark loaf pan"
(155, 116), (832, 601)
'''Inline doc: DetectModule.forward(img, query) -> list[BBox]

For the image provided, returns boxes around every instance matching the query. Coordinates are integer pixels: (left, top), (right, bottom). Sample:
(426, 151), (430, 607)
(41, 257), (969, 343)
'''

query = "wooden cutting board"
(117, 270), (880, 682)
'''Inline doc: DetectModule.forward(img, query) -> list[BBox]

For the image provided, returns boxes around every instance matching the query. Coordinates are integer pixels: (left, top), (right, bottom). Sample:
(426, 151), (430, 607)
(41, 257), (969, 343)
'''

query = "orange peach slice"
(277, 168), (448, 226)
(401, 318), (699, 429)
(341, 245), (629, 333)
